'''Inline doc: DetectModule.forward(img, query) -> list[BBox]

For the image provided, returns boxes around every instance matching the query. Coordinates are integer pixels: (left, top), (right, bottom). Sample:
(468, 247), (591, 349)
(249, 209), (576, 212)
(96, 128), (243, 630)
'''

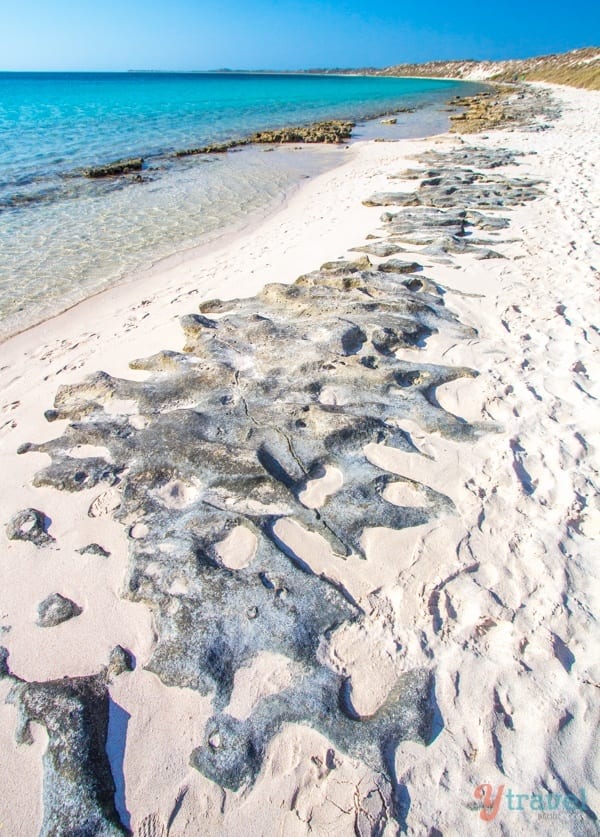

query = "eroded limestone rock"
(37, 593), (82, 628)
(1, 649), (125, 836)
(77, 543), (111, 558)
(6, 508), (54, 547)
(365, 168), (543, 210)
(85, 157), (143, 178)
(8, 133), (552, 825)
(18, 255), (471, 802)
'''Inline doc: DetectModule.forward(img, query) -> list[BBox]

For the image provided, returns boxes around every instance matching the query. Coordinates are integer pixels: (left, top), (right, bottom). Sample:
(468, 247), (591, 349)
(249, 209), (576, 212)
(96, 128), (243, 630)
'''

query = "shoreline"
(0, 133), (435, 352)
(0, 105), (470, 344)
(1, 81), (599, 835)
(0, 106), (460, 348)
(0, 143), (347, 346)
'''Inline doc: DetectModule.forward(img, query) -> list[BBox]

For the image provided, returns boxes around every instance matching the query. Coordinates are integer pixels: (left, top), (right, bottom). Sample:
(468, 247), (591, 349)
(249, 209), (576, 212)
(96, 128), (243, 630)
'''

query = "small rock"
(108, 645), (134, 677)
(208, 731), (222, 749)
(380, 117), (397, 125)
(0, 646), (9, 678)
(378, 259), (422, 274)
(320, 256), (371, 273)
(350, 242), (405, 257)
(77, 543), (111, 558)
(363, 192), (418, 207)
(37, 594), (82, 627)
(6, 508), (54, 547)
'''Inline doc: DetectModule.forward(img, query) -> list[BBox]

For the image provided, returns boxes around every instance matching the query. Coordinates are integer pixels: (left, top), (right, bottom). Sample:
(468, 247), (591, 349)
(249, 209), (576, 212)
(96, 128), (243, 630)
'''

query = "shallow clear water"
(0, 72), (484, 338)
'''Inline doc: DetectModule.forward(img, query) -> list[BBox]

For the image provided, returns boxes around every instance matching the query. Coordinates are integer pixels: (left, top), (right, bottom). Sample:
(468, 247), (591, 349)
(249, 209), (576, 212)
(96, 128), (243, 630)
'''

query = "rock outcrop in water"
(85, 158), (144, 178)
(250, 119), (355, 144)
(175, 119), (356, 156)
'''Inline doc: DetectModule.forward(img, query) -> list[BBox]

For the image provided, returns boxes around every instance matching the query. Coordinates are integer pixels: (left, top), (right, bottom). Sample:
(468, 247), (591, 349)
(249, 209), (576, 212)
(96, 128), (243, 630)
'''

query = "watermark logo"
(473, 784), (589, 821)
(474, 784), (505, 821)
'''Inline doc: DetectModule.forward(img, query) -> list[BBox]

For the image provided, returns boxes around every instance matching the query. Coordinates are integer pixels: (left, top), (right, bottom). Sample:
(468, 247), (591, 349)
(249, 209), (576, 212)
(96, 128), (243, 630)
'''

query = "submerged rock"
(37, 593), (82, 627)
(6, 508), (54, 547)
(85, 157), (143, 178)
(175, 140), (243, 157)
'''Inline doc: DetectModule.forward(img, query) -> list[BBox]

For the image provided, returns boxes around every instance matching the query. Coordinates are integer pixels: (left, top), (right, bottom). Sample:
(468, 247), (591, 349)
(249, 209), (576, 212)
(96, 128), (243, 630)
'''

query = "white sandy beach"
(0, 82), (599, 835)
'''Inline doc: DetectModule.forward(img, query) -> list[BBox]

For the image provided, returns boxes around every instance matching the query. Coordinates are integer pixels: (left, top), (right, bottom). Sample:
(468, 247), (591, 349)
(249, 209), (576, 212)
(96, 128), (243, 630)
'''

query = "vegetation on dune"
(362, 47), (600, 91)
(492, 58), (600, 90)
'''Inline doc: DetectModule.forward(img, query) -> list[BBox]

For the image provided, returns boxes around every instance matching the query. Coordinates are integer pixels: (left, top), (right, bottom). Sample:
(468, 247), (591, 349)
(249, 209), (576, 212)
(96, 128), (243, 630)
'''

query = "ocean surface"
(0, 72), (484, 338)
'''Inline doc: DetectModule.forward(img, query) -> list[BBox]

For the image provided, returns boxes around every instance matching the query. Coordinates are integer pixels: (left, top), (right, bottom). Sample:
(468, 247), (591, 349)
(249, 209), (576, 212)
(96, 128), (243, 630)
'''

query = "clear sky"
(1, 0), (598, 71)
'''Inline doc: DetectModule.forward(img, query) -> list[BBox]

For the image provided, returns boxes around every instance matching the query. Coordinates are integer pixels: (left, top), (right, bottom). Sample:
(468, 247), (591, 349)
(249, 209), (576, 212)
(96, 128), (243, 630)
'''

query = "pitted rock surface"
(6, 508), (54, 547)
(6, 130), (550, 828)
(37, 593), (82, 628)
(1, 649), (125, 836)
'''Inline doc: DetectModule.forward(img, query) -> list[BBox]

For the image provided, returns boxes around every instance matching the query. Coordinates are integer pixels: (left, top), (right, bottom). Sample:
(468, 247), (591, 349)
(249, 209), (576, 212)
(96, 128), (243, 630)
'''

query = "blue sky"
(1, 0), (598, 70)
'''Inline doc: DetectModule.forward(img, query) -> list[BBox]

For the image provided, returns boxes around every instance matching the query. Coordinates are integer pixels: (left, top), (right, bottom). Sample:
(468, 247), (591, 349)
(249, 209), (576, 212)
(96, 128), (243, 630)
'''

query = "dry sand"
(0, 83), (599, 835)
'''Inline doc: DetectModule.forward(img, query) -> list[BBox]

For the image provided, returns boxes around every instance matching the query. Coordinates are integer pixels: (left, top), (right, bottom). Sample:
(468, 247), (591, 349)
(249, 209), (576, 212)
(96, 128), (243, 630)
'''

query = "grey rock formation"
(350, 242), (406, 257)
(18, 253), (474, 800)
(37, 594), (82, 628)
(365, 168), (543, 211)
(193, 666), (438, 792)
(415, 146), (526, 169)
(108, 645), (134, 678)
(6, 131), (551, 829)
(77, 543), (111, 558)
(85, 158), (143, 178)
(1, 649), (125, 836)
(6, 508), (54, 547)
(377, 258), (422, 274)
(363, 158), (544, 264)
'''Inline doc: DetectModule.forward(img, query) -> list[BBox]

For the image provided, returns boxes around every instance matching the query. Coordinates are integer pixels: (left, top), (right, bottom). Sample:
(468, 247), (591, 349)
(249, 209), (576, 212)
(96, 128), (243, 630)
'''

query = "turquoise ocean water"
(0, 72), (483, 337)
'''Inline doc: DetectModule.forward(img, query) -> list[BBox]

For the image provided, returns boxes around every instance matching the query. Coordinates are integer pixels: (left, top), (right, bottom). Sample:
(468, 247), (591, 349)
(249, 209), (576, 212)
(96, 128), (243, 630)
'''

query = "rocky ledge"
(5, 91), (558, 833)
(84, 158), (144, 178)
(250, 119), (355, 144)
(175, 119), (355, 156)
(449, 85), (560, 133)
